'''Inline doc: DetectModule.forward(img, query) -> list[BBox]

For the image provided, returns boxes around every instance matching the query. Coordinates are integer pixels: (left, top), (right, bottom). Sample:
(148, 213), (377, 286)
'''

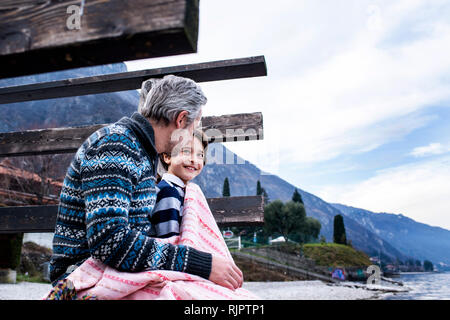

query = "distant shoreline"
(399, 271), (440, 275)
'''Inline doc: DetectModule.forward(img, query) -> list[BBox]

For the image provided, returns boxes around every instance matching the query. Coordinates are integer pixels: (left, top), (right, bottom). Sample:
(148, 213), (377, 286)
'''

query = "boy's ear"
(162, 152), (171, 166)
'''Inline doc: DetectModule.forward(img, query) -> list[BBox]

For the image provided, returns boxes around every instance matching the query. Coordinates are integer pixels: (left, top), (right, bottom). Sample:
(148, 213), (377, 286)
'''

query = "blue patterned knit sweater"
(49, 112), (212, 284)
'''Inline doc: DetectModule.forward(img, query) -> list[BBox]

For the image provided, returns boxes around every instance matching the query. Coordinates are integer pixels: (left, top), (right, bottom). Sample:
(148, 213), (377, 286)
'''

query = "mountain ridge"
(332, 203), (450, 265)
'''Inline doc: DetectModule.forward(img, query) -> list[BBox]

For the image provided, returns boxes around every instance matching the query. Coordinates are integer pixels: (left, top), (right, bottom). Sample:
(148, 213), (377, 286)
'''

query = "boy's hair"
(159, 130), (209, 171)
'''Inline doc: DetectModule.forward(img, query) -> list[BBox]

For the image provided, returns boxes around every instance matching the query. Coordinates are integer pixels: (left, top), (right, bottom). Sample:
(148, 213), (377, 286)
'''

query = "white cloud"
(126, 1), (450, 170)
(410, 142), (450, 158)
(316, 155), (450, 230)
(125, 0), (450, 229)
(196, 0), (450, 169)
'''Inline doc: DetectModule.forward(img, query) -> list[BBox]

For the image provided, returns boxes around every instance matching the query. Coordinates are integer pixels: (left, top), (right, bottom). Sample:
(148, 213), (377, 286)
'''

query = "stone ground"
(0, 280), (395, 300)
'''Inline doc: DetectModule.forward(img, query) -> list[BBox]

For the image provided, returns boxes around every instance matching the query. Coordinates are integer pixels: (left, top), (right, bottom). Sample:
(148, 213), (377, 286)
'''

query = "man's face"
(166, 113), (202, 155)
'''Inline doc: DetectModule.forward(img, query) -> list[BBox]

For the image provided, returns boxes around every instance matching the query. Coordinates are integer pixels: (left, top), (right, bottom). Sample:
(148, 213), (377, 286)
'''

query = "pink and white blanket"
(60, 182), (259, 300)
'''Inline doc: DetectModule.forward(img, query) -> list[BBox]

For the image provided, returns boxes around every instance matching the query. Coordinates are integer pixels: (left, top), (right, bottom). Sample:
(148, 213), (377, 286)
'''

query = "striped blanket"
(60, 182), (259, 300)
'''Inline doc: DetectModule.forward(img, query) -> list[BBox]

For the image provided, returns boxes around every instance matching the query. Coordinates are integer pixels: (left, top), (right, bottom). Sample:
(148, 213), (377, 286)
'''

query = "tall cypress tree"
(333, 214), (347, 245)
(256, 180), (263, 196)
(256, 180), (269, 204)
(262, 188), (269, 205)
(292, 188), (303, 204)
(222, 177), (230, 197)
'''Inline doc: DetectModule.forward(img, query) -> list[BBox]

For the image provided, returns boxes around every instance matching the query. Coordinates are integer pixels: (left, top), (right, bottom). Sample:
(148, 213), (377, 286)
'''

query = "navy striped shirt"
(151, 173), (186, 238)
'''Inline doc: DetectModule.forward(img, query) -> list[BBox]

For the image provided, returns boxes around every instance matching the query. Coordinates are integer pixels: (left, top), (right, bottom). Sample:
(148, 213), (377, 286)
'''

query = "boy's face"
(164, 112), (202, 155)
(164, 137), (205, 184)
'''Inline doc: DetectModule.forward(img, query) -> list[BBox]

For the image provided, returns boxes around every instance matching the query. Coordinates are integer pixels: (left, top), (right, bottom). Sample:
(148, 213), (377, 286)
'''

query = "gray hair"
(138, 75), (207, 126)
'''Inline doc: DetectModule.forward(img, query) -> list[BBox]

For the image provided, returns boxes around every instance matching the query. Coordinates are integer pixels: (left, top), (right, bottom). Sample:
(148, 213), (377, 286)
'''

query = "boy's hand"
(209, 255), (243, 290)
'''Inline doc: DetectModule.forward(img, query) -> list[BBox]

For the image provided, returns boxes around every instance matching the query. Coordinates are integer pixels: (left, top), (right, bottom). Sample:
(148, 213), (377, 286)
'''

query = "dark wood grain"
(0, 56), (267, 104)
(0, 0), (199, 78)
(0, 112), (263, 158)
(0, 195), (264, 233)
(207, 195), (265, 227)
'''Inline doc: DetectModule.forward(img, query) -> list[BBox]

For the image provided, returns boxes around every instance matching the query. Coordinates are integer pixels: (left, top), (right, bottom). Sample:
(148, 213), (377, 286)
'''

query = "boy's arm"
(80, 133), (211, 279)
(151, 184), (182, 238)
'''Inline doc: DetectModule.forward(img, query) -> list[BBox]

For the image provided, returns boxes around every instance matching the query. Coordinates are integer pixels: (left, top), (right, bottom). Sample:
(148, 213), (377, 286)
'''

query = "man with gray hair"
(49, 75), (243, 291)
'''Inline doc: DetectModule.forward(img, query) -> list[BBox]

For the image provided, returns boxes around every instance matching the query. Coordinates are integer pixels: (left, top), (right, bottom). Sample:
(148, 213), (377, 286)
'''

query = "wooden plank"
(0, 187), (59, 206)
(0, 205), (57, 234)
(0, 0), (199, 79)
(207, 195), (265, 227)
(201, 112), (264, 142)
(0, 196), (264, 233)
(0, 56), (267, 104)
(0, 112), (263, 158)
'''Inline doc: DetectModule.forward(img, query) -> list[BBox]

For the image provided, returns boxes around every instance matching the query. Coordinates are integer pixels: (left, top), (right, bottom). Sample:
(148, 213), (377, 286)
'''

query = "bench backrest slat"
(0, 56), (267, 104)
(0, 112), (263, 158)
(0, 195), (264, 233)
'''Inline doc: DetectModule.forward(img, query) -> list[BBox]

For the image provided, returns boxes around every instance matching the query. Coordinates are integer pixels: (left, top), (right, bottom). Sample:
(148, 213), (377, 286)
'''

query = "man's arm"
(80, 133), (211, 279)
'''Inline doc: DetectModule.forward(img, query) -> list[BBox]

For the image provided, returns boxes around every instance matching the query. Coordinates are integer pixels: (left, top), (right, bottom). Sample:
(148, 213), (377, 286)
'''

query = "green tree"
(256, 180), (270, 205)
(423, 260), (433, 272)
(292, 188), (304, 204)
(256, 180), (263, 196)
(289, 216), (322, 244)
(306, 217), (321, 241)
(261, 188), (269, 205)
(222, 177), (230, 197)
(264, 200), (306, 242)
(333, 214), (347, 245)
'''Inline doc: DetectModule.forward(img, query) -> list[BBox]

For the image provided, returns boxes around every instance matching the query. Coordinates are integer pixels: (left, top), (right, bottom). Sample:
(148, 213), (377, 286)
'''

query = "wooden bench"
(0, 1), (266, 281)
(0, 57), (266, 234)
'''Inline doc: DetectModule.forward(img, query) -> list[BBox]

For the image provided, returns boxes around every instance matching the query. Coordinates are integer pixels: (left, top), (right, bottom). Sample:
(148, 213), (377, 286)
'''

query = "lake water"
(384, 272), (450, 300)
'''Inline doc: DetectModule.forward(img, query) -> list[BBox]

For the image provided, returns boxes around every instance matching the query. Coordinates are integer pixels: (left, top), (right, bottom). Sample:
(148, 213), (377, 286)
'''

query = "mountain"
(332, 204), (450, 265)
(0, 63), (139, 133)
(0, 63), (141, 182)
(193, 144), (408, 262)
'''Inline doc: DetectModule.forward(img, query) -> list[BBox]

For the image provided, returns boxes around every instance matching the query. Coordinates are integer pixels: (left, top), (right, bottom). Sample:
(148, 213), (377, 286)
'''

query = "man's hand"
(209, 255), (243, 290)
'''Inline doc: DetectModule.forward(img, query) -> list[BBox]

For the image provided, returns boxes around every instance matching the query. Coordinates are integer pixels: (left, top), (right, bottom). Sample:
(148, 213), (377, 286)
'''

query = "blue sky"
(125, 0), (450, 230)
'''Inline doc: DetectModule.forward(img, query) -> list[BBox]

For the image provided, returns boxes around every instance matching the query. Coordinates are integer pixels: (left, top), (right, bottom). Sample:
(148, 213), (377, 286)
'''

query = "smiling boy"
(151, 130), (207, 238)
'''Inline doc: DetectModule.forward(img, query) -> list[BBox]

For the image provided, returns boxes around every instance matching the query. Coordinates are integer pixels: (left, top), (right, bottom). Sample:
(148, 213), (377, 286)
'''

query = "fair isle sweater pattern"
(49, 112), (212, 284)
